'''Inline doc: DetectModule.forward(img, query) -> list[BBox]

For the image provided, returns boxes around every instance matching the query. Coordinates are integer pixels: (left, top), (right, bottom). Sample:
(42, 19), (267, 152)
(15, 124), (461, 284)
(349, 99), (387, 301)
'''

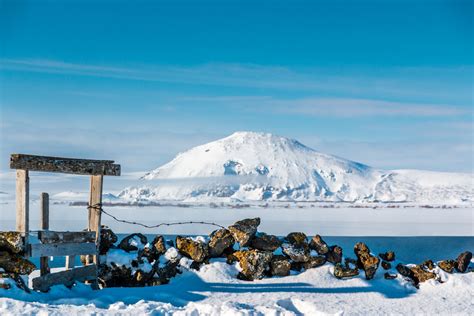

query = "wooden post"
(16, 170), (29, 244)
(40, 192), (50, 276)
(65, 256), (75, 270)
(88, 175), (103, 264)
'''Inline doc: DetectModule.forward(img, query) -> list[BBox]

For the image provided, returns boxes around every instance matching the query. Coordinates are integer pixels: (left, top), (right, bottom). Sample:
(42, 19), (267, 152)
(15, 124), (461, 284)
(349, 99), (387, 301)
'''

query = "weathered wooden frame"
(9, 153), (121, 291)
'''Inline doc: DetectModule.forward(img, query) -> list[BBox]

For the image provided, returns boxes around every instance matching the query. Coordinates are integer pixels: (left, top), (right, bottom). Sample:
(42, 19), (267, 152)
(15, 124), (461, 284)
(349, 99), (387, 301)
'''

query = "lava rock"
(303, 256), (327, 269)
(421, 260), (435, 271)
(0, 251), (35, 275)
(438, 260), (456, 273)
(208, 229), (235, 257)
(379, 251), (395, 262)
(250, 233), (281, 252)
(281, 243), (311, 263)
(140, 235), (167, 262)
(396, 263), (435, 285)
(269, 255), (291, 277)
(354, 242), (379, 280)
(0, 232), (23, 254)
(118, 233), (148, 252)
(334, 263), (359, 279)
(410, 265), (436, 284)
(455, 251), (472, 273)
(384, 272), (397, 280)
(228, 218), (260, 247)
(176, 236), (209, 263)
(381, 261), (391, 270)
(286, 232), (308, 247)
(99, 226), (117, 255)
(326, 245), (343, 264)
(1, 272), (29, 292)
(233, 249), (272, 281)
(309, 235), (329, 255)
(396, 263), (413, 278)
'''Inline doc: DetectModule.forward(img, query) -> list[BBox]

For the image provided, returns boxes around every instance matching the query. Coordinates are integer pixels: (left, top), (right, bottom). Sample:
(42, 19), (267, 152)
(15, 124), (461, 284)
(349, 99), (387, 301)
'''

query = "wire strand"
(87, 203), (225, 229)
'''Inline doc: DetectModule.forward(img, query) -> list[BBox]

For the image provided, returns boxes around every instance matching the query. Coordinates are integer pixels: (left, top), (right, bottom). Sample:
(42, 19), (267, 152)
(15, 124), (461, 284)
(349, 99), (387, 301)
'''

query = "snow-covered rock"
(119, 131), (473, 204)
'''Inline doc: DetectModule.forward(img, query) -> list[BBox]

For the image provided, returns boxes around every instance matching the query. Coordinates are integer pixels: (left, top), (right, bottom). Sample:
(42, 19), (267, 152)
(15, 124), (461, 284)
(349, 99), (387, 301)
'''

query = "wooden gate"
(9, 154), (120, 291)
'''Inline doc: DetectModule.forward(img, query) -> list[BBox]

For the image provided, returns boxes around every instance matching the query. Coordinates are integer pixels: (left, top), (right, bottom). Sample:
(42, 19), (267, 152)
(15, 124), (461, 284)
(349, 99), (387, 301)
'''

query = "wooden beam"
(29, 242), (97, 257)
(15, 170), (29, 243)
(88, 175), (103, 265)
(10, 154), (120, 176)
(40, 193), (50, 276)
(39, 231), (96, 244)
(32, 264), (97, 292)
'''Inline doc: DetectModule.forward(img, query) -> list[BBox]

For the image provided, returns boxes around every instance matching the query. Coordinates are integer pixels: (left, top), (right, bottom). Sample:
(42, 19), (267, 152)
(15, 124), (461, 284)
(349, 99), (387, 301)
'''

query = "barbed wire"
(87, 203), (226, 229)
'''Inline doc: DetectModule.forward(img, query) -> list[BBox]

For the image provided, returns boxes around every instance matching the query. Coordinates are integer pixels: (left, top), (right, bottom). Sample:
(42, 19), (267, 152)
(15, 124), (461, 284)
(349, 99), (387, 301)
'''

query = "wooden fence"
(9, 154), (120, 292)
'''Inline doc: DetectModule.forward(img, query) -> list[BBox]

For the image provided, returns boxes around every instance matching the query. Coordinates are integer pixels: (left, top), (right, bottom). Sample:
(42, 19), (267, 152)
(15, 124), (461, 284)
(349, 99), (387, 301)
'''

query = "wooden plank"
(32, 264), (97, 292)
(88, 175), (103, 265)
(29, 242), (97, 257)
(39, 231), (96, 244)
(40, 193), (50, 276)
(15, 170), (29, 244)
(10, 154), (120, 176)
(65, 255), (75, 270)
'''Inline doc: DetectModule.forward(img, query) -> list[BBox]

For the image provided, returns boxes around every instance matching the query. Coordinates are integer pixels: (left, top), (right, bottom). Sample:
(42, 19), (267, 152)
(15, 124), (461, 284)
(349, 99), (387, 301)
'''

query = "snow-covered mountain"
(119, 132), (473, 204)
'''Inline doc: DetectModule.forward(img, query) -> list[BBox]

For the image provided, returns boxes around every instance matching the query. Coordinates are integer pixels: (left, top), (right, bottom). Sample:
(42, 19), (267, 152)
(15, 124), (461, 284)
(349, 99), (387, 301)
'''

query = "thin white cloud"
(1, 58), (471, 101)
(263, 98), (468, 117)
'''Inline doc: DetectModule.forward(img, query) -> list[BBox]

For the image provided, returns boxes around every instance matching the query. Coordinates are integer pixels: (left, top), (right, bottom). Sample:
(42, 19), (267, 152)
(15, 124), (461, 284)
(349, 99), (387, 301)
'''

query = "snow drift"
(119, 132), (473, 204)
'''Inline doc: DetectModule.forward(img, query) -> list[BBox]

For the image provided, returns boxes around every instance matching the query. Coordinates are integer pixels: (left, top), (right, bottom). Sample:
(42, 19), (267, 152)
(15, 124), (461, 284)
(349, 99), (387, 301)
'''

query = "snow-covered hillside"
(119, 132), (473, 204)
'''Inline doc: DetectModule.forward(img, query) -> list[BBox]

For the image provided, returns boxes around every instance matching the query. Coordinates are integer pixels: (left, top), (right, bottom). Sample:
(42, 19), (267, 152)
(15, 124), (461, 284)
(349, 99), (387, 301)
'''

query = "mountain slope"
(119, 132), (473, 204)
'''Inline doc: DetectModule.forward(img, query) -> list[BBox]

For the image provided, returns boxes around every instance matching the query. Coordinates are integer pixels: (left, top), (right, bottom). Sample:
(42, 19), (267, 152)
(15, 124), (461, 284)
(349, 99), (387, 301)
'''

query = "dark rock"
(438, 260), (456, 273)
(354, 242), (380, 280)
(270, 255), (291, 277)
(228, 218), (260, 247)
(303, 256), (327, 269)
(326, 245), (343, 264)
(118, 233), (148, 252)
(99, 226), (117, 255)
(421, 260), (435, 271)
(1, 272), (30, 292)
(233, 249), (272, 281)
(309, 235), (329, 255)
(455, 251), (472, 273)
(157, 260), (181, 283)
(208, 229), (235, 257)
(281, 243), (311, 263)
(379, 251), (395, 262)
(410, 265), (436, 284)
(286, 232), (307, 247)
(0, 251), (35, 275)
(334, 263), (359, 279)
(384, 272), (397, 280)
(396, 263), (435, 285)
(381, 261), (391, 270)
(0, 232), (23, 254)
(396, 263), (414, 278)
(250, 233), (281, 252)
(140, 235), (167, 262)
(176, 236), (209, 263)
(290, 261), (304, 272)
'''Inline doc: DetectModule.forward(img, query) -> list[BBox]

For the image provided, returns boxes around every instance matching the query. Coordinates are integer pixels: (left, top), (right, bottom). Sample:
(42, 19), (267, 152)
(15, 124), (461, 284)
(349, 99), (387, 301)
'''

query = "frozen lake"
(1, 204), (472, 236)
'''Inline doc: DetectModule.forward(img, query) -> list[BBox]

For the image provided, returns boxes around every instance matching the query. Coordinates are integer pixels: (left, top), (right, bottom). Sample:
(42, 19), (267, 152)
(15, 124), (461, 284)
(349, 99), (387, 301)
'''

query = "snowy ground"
(1, 253), (473, 315)
(1, 203), (473, 315)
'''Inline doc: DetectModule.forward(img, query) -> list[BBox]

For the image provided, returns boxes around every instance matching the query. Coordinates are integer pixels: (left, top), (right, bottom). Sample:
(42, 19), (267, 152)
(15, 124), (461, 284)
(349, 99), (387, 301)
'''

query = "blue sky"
(0, 0), (472, 173)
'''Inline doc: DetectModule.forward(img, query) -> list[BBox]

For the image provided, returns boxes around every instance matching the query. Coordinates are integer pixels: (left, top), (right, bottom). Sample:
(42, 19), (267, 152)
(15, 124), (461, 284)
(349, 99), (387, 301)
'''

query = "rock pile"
(0, 232), (35, 292)
(0, 218), (472, 293)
